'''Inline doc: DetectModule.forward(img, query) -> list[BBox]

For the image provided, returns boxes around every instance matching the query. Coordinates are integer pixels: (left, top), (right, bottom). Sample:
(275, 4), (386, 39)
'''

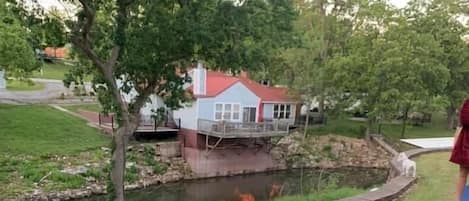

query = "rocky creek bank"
(13, 134), (391, 201)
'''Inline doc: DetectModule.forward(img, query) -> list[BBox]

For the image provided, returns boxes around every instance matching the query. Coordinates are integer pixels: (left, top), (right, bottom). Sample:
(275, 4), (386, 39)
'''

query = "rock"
(85, 176), (96, 182)
(61, 166), (88, 175)
(126, 162), (136, 168)
(101, 147), (111, 152)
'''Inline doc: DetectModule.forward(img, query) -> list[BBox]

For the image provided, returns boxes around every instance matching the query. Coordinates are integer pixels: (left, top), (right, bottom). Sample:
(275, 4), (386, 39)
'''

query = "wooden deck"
(136, 126), (179, 133)
(197, 119), (290, 138)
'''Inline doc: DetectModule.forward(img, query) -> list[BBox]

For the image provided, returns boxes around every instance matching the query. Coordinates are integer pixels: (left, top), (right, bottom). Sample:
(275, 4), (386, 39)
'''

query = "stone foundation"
(183, 147), (284, 177)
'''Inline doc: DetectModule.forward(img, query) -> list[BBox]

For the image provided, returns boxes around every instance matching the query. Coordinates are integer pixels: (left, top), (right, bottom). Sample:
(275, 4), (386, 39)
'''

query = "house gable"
(197, 82), (260, 122)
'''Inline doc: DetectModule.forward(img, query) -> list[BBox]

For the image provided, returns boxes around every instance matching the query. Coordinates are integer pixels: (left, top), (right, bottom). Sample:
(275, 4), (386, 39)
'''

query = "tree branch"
(71, 0), (131, 118)
(132, 82), (157, 117)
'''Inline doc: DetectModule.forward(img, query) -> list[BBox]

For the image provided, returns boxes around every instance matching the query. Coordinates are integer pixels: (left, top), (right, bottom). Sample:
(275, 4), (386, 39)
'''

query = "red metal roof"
(190, 71), (296, 103)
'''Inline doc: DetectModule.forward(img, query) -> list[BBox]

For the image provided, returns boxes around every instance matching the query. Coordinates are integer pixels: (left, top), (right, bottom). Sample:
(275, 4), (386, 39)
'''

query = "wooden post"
(111, 115), (115, 132)
(98, 113), (101, 126)
(223, 122), (226, 137)
(205, 133), (209, 153)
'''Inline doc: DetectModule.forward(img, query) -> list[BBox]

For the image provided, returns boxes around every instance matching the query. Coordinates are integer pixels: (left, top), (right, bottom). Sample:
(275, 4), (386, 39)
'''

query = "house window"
(215, 104), (223, 120)
(233, 104), (240, 120)
(274, 104), (292, 119)
(215, 103), (240, 121)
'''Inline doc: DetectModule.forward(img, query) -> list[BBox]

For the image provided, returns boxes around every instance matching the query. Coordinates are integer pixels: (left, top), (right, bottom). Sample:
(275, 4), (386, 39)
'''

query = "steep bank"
(12, 134), (390, 201)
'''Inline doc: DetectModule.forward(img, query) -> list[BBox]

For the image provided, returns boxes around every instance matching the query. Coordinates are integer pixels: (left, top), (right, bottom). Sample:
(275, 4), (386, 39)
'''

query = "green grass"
(275, 187), (364, 201)
(403, 152), (456, 201)
(0, 104), (111, 198)
(62, 104), (102, 113)
(308, 112), (453, 140)
(6, 80), (45, 91)
(0, 104), (109, 156)
(32, 62), (72, 80)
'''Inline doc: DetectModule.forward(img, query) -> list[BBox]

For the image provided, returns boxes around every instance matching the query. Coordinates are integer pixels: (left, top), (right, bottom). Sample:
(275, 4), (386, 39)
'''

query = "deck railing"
(197, 119), (290, 138)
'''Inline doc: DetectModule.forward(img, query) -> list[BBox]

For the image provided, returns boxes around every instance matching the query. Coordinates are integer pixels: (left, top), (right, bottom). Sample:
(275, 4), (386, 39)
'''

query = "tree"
(378, 18), (449, 138)
(277, 0), (370, 136)
(41, 8), (67, 57)
(405, 0), (469, 130)
(329, 0), (450, 138)
(0, 0), (38, 78)
(67, 0), (295, 200)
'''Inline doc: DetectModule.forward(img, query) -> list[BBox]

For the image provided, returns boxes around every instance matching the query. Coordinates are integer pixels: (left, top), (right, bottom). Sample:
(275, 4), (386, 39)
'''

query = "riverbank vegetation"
(275, 187), (364, 201)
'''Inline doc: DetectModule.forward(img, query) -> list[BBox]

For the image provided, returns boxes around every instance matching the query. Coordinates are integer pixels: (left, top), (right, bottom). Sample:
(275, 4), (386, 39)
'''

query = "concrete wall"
(155, 141), (181, 158)
(183, 147), (282, 177)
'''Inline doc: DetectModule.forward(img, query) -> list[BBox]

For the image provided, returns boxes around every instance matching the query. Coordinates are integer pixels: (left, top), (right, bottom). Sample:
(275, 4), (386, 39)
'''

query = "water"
(79, 168), (387, 201)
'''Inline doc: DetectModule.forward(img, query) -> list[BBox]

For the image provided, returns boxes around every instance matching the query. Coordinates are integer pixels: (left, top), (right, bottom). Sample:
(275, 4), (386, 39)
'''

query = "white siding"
(173, 101), (198, 130)
(198, 82), (260, 122)
(140, 95), (167, 121)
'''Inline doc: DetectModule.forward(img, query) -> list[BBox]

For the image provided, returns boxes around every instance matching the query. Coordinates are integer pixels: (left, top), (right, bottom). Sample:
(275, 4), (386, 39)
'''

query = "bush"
(48, 171), (86, 189)
(83, 168), (106, 181)
(125, 165), (139, 183)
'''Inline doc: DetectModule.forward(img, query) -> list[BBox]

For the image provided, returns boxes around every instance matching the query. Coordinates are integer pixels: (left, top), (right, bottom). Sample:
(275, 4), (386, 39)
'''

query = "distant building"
(43, 47), (68, 59)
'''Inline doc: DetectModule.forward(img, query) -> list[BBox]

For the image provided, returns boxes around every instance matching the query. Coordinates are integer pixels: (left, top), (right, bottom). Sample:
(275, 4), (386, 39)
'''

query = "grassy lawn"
(6, 80), (45, 91)
(0, 104), (110, 198)
(32, 62), (72, 80)
(403, 152), (456, 201)
(308, 112), (453, 140)
(62, 104), (102, 113)
(0, 104), (109, 156)
(275, 187), (364, 201)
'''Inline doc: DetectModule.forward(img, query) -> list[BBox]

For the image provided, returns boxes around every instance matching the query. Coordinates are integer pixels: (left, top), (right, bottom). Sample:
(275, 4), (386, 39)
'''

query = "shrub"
(48, 171), (86, 189)
(125, 165), (139, 183)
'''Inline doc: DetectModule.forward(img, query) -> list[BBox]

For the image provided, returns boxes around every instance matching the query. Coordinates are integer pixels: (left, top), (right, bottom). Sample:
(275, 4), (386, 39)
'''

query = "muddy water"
(78, 167), (387, 201)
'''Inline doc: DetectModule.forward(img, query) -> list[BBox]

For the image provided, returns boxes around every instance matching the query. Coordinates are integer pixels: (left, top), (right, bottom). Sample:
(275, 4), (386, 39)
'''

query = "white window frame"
(214, 103), (241, 121)
(273, 104), (292, 119)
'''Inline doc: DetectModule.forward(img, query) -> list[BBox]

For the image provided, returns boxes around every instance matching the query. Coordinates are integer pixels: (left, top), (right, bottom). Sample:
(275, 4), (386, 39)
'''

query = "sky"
(38, 0), (412, 11)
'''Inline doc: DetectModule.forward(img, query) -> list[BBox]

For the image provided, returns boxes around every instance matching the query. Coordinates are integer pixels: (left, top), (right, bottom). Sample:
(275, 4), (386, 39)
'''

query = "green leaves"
(0, 0), (38, 78)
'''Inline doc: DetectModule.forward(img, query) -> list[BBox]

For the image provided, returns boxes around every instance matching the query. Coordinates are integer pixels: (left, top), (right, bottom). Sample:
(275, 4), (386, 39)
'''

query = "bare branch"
(107, 47), (121, 70)
(132, 82), (157, 117)
(71, 0), (131, 118)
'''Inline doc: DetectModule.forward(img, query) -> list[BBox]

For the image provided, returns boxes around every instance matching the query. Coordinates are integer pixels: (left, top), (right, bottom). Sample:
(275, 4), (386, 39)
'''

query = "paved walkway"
(0, 78), (94, 104)
(400, 137), (454, 149)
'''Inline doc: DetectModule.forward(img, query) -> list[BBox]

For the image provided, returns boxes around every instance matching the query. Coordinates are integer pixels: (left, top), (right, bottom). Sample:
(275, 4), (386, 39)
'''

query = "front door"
(243, 107), (257, 123)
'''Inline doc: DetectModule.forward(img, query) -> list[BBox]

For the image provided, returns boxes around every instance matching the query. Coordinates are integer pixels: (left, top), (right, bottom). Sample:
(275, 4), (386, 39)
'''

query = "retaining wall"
(338, 136), (451, 201)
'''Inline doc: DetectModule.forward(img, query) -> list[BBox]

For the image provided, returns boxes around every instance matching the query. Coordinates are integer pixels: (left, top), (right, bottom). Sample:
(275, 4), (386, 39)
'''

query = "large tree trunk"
(318, 95), (325, 120)
(447, 106), (457, 130)
(401, 107), (409, 139)
(110, 128), (126, 201)
(110, 121), (138, 201)
(365, 117), (373, 141)
(303, 103), (310, 139)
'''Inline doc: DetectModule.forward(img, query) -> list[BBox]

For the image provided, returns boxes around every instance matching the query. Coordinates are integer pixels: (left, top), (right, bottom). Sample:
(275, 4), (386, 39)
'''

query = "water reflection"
(78, 168), (386, 201)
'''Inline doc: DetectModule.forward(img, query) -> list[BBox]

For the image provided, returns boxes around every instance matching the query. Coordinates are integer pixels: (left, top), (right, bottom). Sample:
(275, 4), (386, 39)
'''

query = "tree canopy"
(66, 0), (297, 200)
(0, 0), (38, 78)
